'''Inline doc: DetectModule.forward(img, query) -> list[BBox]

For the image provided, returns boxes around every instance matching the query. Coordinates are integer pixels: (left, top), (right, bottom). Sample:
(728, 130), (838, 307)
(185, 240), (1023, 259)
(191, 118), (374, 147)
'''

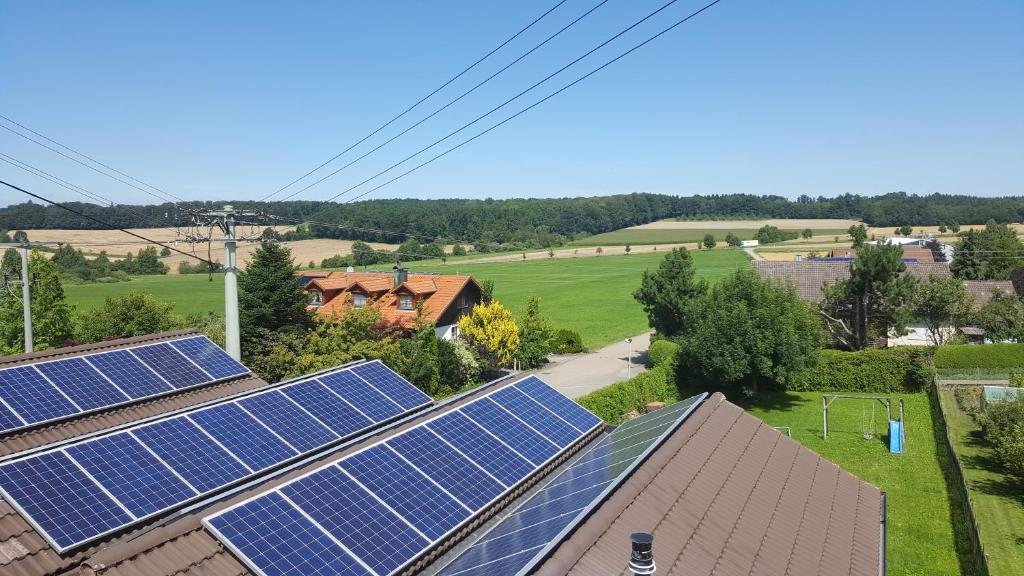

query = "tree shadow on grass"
(929, 390), (988, 576)
(973, 476), (1024, 506)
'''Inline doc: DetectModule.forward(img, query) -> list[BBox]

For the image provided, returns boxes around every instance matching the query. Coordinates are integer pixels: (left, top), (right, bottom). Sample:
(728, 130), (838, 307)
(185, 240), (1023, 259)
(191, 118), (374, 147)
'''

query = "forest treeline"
(3, 192), (1023, 245)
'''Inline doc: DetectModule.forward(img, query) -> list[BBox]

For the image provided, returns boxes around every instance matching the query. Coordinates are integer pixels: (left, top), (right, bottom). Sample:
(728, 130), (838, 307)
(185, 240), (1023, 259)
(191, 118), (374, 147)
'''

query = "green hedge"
(934, 344), (1024, 370)
(789, 347), (933, 393)
(647, 339), (680, 369)
(577, 365), (680, 424)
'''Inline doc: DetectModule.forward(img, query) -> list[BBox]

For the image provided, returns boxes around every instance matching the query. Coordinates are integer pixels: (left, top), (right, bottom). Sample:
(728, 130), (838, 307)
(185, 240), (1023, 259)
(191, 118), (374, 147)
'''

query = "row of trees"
(7, 192), (1024, 242)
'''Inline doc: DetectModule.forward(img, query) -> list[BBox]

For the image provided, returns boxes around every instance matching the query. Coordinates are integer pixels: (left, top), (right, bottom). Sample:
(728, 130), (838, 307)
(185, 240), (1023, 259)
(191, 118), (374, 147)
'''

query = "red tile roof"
(309, 272), (477, 329)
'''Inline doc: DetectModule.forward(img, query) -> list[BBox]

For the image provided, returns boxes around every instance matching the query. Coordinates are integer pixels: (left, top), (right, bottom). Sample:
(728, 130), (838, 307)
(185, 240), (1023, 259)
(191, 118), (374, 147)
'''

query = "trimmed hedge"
(647, 339), (680, 369)
(577, 365), (680, 424)
(789, 347), (933, 393)
(934, 344), (1024, 370)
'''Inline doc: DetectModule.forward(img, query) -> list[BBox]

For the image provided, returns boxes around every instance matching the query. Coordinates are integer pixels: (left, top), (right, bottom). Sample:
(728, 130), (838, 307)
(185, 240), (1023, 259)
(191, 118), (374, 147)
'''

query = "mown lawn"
(571, 227), (847, 246)
(64, 250), (751, 349)
(731, 390), (979, 576)
(938, 389), (1024, 575)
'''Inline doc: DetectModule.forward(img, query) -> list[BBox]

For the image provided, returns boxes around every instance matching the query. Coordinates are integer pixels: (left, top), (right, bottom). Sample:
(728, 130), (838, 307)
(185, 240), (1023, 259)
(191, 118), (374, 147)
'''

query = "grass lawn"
(723, 390), (980, 576)
(63, 250), (750, 349)
(571, 227), (847, 246)
(938, 389), (1024, 575)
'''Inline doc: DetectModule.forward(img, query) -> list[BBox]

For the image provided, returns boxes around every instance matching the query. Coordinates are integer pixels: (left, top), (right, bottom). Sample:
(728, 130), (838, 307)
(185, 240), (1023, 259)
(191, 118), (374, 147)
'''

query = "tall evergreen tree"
(633, 248), (707, 337)
(238, 243), (312, 352)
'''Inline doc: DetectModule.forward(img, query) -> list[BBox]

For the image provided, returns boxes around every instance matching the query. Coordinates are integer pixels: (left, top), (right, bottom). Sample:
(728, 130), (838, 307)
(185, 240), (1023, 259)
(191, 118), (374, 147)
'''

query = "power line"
(0, 179), (215, 266)
(0, 121), (183, 206)
(296, 0), (699, 207)
(266, 0), (612, 205)
(310, 0), (725, 211)
(260, 0), (570, 202)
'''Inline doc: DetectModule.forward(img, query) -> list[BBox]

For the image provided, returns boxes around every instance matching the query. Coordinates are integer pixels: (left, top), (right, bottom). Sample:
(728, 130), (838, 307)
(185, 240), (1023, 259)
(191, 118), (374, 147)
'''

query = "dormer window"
(353, 293), (367, 308)
(398, 294), (413, 311)
(310, 290), (323, 307)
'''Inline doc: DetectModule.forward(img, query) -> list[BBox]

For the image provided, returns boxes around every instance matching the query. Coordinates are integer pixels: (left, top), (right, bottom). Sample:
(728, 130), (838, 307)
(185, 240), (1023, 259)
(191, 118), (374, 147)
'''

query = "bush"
(979, 398), (1024, 478)
(647, 339), (680, 369)
(577, 365), (680, 424)
(934, 344), (1024, 370)
(953, 385), (982, 416)
(548, 329), (585, 354)
(789, 347), (934, 393)
(438, 338), (481, 392)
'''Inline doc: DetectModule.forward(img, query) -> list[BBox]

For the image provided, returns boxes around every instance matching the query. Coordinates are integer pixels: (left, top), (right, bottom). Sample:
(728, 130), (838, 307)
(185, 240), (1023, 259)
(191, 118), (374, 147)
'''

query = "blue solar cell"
(350, 361), (431, 410)
(461, 398), (559, 465)
(239, 392), (338, 453)
(85, 349), (172, 398)
(513, 376), (603, 433)
(387, 427), (505, 510)
(188, 404), (297, 471)
(133, 417), (252, 493)
(0, 451), (134, 551)
(131, 343), (211, 389)
(317, 371), (404, 423)
(340, 445), (470, 540)
(282, 380), (374, 437)
(0, 399), (25, 431)
(0, 366), (79, 424)
(35, 357), (130, 411)
(426, 411), (534, 487)
(66, 432), (197, 517)
(490, 387), (582, 448)
(207, 492), (372, 576)
(169, 336), (248, 380)
(439, 546), (545, 576)
(282, 465), (429, 576)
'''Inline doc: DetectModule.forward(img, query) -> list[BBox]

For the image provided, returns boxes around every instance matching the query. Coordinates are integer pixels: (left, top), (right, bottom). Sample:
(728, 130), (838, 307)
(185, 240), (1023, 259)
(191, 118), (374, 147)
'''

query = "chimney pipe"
(393, 264), (408, 287)
(628, 532), (656, 575)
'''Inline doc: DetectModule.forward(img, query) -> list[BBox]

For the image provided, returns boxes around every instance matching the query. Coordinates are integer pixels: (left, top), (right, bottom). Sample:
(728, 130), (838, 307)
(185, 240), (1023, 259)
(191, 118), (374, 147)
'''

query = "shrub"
(647, 339), (680, 369)
(438, 338), (481, 391)
(789, 347), (933, 393)
(953, 385), (982, 416)
(549, 329), (585, 354)
(979, 398), (1024, 478)
(934, 344), (1024, 370)
(576, 366), (680, 424)
(1011, 373), (1024, 386)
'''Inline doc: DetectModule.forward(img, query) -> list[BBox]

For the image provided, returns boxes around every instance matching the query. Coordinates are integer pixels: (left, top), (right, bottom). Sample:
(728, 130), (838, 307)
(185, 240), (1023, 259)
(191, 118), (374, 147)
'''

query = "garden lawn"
(733, 391), (978, 576)
(938, 389), (1024, 575)
(64, 250), (750, 349)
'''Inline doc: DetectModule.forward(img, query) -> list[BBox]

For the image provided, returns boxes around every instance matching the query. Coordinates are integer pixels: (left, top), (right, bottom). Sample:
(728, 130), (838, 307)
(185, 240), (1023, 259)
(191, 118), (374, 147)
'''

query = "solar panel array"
(435, 392), (708, 576)
(204, 375), (603, 576)
(0, 360), (430, 552)
(0, 335), (248, 434)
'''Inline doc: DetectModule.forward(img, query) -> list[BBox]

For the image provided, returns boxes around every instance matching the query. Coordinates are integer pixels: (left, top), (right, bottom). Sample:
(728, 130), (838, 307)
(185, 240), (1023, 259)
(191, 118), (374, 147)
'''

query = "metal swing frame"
(822, 394), (892, 441)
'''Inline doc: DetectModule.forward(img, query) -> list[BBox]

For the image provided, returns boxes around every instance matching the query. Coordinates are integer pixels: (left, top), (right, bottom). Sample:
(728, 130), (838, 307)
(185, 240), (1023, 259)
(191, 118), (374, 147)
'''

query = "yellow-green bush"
(647, 339), (680, 369)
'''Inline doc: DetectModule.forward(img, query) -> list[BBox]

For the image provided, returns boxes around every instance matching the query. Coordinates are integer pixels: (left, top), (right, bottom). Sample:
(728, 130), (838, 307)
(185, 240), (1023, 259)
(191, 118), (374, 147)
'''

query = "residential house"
(822, 246), (934, 262)
(0, 335), (886, 576)
(303, 269), (481, 340)
(753, 261), (1018, 345)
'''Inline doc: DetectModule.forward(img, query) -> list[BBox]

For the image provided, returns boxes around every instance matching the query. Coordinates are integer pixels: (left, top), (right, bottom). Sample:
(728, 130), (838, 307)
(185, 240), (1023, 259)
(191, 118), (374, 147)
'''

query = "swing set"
(822, 394), (905, 453)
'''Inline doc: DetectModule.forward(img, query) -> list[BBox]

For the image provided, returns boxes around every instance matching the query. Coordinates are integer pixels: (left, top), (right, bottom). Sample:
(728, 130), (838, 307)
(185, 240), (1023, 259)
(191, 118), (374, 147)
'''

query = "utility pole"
(19, 242), (31, 353)
(191, 206), (266, 361)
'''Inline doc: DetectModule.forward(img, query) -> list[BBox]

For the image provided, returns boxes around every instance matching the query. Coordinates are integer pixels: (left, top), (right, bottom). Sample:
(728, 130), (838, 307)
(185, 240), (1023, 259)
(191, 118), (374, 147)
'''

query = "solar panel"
(0, 336), (248, 435)
(0, 360), (431, 552)
(350, 360), (432, 410)
(512, 376), (604, 432)
(434, 393), (708, 576)
(205, 375), (600, 576)
(489, 387), (582, 448)
(318, 370), (406, 422)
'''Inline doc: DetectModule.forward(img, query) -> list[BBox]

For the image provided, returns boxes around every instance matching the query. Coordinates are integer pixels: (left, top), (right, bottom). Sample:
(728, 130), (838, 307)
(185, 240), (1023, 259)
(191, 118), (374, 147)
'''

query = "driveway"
(533, 332), (652, 398)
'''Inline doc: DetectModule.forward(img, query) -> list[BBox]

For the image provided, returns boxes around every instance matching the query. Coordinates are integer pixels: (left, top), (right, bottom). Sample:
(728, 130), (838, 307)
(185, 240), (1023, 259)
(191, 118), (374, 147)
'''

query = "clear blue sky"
(1, 0), (1022, 207)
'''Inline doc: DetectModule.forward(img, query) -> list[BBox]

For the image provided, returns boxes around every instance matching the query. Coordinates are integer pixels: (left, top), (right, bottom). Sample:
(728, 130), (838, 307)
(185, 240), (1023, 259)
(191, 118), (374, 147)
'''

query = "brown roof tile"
(539, 393), (884, 576)
(754, 260), (951, 301)
(964, 280), (1015, 307)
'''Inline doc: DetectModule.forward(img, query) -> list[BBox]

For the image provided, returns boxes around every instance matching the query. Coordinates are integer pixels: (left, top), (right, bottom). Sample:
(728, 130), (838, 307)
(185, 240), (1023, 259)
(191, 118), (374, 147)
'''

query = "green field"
(730, 390), (979, 576)
(63, 250), (751, 349)
(938, 390), (1024, 575)
(571, 227), (847, 246)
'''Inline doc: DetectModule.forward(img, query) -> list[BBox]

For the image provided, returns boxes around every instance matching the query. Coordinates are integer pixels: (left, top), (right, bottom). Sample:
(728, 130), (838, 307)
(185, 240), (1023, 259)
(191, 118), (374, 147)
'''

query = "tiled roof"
(754, 260), (952, 301)
(901, 247), (934, 262)
(311, 273), (476, 329)
(964, 280), (1016, 307)
(0, 331), (268, 575)
(537, 393), (883, 576)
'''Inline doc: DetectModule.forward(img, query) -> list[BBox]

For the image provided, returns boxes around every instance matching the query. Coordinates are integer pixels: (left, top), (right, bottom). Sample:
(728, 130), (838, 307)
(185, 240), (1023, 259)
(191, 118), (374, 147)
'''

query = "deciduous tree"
(0, 251), (74, 353)
(951, 220), (1024, 280)
(973, 291), (1024, 342)
(78, 291), (180, 342)
(913, 276), (972, 345)
(847, 224), (868, 248)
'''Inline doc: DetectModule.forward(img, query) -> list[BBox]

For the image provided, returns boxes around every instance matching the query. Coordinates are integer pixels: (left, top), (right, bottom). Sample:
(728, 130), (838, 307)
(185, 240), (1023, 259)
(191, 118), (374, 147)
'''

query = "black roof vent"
(628, 532), (656, 575)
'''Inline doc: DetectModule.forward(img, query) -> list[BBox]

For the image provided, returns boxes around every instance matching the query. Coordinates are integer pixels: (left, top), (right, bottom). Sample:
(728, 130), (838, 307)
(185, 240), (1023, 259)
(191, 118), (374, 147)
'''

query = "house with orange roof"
(302, 267), (481, 339)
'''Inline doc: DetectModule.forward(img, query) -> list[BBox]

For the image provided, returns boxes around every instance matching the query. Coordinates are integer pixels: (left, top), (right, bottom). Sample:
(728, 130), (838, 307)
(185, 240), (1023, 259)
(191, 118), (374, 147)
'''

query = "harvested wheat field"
(630, 218), (862, 230)
(20, 228), (398, 274)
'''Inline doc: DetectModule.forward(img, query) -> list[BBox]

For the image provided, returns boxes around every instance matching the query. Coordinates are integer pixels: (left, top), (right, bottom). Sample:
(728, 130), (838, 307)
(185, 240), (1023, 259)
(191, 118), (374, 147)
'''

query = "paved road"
(532, 332), (652, 398)
(744, 247), (763, 260)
